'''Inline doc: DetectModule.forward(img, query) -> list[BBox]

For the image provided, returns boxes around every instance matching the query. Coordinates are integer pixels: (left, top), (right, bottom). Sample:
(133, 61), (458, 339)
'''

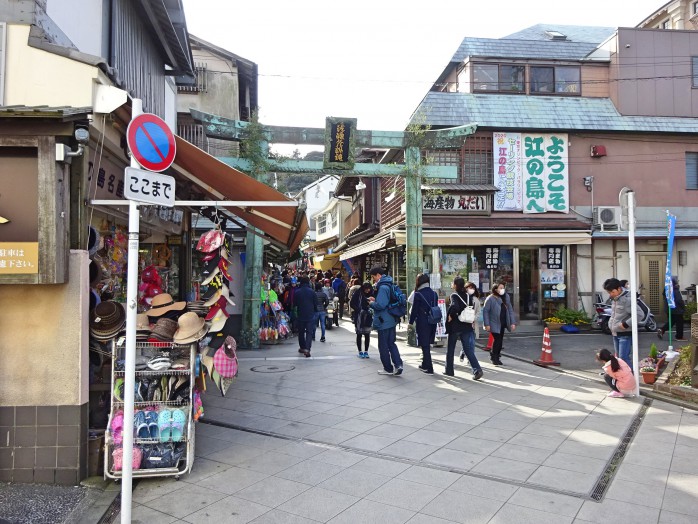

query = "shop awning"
(172, 137), (308, 252)
(393, 230), (592, 246)
(339, 236), (389, 260)
(312, 253), (340, 271)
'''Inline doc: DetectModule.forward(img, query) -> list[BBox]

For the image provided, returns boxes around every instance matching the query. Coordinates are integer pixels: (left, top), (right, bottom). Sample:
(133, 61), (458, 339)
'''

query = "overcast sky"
(182, 0), (664, 151)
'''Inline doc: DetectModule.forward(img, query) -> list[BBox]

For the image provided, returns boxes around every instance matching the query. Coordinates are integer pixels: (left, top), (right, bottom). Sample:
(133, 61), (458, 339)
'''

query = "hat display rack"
(258, 271), (292, 344)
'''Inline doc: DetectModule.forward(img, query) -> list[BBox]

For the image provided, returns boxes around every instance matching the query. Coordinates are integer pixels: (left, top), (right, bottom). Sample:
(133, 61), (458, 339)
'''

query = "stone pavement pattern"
(124, 323), (698, 523)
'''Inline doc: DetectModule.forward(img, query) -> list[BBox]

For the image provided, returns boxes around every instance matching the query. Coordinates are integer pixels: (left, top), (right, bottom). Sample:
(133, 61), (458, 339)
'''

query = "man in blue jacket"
(368, 267), (404, 376)
(294, 276), (317, 357)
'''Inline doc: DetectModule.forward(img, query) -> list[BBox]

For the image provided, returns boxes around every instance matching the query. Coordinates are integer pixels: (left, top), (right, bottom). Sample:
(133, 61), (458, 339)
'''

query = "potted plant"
(639, 345), (666, 385)
(545, 307), (590, 332)
(640, 362), (658, 384)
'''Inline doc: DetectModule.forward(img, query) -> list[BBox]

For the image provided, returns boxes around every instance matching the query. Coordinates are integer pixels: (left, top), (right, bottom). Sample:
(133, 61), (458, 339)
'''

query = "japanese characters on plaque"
(484, 247), (500, 269)
(0, 243), (39, 274)
(546, 246), (563, 269)
(323, 117), (356, 170)
(422, 194), (488, 211)
(492, 132), (569, 214)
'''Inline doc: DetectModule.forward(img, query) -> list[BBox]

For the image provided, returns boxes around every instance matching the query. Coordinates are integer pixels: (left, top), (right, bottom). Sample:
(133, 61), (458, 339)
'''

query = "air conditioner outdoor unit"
(593, 206), (622, 231)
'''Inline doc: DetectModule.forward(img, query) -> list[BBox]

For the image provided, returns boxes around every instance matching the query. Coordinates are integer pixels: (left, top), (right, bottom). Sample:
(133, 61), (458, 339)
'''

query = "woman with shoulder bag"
(408, 273), (440, 374)
(351, 282), (374, 358)
(445, 278), (483, 379)
(482, 282), (517, 366)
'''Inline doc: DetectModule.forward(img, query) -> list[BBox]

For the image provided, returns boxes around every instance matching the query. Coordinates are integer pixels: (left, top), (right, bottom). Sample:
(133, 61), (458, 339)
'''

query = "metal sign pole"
(121, 98), (142, 524)
(626, 190), (640, 395)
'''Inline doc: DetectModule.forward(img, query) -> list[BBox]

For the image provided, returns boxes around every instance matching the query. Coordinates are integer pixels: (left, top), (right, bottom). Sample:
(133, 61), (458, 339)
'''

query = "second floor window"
(686, 152), (698, 189)
(530, 66), (580, 94)
(317, 215), (327, 235)
(692, 57), (698, 87)
(473, 64), (525, 93)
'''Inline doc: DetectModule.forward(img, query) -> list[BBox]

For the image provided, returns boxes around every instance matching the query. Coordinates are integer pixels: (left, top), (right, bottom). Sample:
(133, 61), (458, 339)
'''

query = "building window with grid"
(686, 152), (698, 189)
(473, 64), (525, 93)
(462, 135), (493, 185)
(318, 214), (327, 235)
(530, 66), (580, 94)
(424, 149), (460, 184)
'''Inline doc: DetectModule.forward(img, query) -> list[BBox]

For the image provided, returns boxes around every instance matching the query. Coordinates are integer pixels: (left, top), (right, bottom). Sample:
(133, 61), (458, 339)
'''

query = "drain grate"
(590, 396), (652, 501)
(250, 364), (295, 373)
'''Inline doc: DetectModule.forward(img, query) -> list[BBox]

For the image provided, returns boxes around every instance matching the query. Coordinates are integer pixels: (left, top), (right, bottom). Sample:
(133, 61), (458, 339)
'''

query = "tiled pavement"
(125, 323), (698, 523)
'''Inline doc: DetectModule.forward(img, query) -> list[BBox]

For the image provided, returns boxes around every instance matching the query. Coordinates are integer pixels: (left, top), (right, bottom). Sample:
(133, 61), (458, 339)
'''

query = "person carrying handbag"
(482, 282), (517, 366)
(445, 278), (483, 379)
(408, 273), (440, 374)
(351, 282), (374, 358)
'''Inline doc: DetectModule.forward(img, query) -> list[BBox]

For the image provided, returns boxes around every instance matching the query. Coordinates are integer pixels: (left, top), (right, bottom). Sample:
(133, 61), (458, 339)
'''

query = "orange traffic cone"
(484, 333), (494, 351)
(534, 327), (560, 366)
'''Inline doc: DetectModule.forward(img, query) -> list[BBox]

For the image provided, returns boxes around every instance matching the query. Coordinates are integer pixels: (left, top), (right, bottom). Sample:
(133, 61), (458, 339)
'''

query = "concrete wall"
(5, 24), (98, 107)
(177, 48), (239, 119)
(0, 250), (88, 406)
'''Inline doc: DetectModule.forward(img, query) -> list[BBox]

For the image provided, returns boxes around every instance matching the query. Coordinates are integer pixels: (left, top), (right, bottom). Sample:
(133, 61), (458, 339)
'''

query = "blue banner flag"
(665, 212), (676, 308)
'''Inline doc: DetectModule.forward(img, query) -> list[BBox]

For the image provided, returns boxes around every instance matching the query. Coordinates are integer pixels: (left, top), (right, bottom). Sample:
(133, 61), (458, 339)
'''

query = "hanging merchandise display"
(259, 273), (291, 343)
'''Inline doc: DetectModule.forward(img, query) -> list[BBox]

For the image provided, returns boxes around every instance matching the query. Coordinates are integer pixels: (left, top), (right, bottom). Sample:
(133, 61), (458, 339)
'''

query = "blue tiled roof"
(450, 38), (601, 62)
(411, 92), (698, 133)
(502, 24), (616, 44)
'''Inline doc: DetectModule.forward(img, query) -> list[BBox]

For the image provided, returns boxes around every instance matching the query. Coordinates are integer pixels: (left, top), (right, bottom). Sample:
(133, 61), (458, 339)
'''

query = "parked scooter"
(325, 298), (338, 331)
(592, 289), (657, 334)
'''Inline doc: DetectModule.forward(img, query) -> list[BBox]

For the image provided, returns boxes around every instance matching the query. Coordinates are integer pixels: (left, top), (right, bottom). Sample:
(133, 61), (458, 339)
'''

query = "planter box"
(641, 356), (666, 385)
(545, 322), (563, 330)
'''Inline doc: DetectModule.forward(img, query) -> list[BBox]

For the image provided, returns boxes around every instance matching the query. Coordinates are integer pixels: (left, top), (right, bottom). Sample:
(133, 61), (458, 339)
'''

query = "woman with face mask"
(445, 278), (483, 379)
(482, 282), (517, 366)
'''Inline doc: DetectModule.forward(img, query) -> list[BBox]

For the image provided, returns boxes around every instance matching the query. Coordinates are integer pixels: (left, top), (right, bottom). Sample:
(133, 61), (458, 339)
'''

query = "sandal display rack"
(104, 339), (196, 480)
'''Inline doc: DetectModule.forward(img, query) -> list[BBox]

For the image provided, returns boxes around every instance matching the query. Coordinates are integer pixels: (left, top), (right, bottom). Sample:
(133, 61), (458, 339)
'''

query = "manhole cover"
(250, 364), (295, 373)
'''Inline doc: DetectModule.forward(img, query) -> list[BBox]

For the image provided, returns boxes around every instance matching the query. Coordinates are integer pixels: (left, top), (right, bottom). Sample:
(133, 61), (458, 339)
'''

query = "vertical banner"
(665, 212), (676, 308)
(522, 133), (569, 214)
(493, 132), (523, 211)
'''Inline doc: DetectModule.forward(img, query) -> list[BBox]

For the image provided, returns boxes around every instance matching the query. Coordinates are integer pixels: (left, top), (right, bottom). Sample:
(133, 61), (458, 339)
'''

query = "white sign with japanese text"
(124, 167), (175, 207)
(522, 133), (569, 214)
(493, 132), (523, 211)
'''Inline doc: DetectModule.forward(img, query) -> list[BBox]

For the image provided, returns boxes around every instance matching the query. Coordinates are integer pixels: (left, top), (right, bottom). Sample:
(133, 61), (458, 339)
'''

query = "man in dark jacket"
(368, 266), (404, 376)
(293, 276), (317, 357)
(658, 277), (686, 340)
(332, 273), (347, 322)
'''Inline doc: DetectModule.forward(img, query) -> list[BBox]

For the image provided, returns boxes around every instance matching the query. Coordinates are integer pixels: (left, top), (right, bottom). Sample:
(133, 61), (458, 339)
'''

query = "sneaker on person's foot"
(304, 350), (311, 358)
(357, 352), (363, 358)
(377, 370), (393, 375)
(298, 348), (305, 354)
(419, 367), (434, 374)
(473, 370), (483, 380)
(364, 352), (369, 358)
(657, 329), (664, 340)
(393, 367), (403, 376)
(320, 337), (326, 342)
(459, 351), (465, 363)
(607, 390), (624, 398)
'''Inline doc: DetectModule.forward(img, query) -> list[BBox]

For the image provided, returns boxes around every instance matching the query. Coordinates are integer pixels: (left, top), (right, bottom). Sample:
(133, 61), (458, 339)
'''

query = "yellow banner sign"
(0, 243), (39, 274)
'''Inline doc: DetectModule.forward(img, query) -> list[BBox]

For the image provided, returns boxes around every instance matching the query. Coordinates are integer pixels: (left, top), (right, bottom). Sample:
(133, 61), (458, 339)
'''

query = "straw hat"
(174, 312), (208, 344)
(147, 293), (187, 317)
(90, 301), (126, 341)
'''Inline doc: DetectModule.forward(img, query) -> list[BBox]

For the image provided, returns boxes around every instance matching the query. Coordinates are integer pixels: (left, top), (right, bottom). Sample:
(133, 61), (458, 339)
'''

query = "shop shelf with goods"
(104, 340), (197, 480)
(259, 286), (291, 344)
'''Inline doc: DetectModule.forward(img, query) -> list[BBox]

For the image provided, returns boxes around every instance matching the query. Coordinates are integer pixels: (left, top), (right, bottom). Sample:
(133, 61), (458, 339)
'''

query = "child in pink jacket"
(598, 348), (635, 398)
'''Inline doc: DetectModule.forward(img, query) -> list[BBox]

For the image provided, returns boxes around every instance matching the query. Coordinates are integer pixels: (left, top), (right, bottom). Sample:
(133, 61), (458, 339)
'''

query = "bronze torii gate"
(191, 109), (476, 348)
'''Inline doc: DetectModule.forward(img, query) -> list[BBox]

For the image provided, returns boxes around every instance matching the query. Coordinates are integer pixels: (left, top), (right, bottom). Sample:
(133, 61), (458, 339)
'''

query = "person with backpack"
(293, 276), (317, 357)
(445, 278), (483, 379)
(368, 266), (404, 376)
(408, 273), (440, 375)
(351, 281), (374, 358)
(482, 282), (517, 366)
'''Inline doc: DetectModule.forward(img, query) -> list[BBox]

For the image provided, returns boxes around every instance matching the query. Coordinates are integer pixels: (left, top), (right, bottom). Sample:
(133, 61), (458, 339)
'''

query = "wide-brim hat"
(174, 311), (209, 344)
(207, 317), (236, 350)
(150, 317), (179, 342)
(196, 230), (224, 253)
(90, 301), (126, 340)
(147, 293), (187, 317)
(203, 284), (235, 307)
(207, 307), (229, 333)
(205, 296), (229, 321)
(213, 338), (238, 378)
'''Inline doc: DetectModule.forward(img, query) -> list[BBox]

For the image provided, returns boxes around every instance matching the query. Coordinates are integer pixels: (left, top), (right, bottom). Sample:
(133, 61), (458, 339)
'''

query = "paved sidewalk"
(123, 322), (698, 523)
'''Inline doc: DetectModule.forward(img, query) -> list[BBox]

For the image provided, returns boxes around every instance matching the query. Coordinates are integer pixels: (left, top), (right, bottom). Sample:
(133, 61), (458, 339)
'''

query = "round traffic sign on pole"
(126, 113), (176, 172)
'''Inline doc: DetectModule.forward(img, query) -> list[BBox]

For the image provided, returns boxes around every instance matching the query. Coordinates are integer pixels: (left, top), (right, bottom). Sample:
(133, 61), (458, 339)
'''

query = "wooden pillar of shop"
(405, 146), (423, 347)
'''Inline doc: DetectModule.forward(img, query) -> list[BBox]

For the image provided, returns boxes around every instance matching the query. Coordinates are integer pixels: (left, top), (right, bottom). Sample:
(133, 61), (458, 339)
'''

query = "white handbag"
(456, 294), (476, 323)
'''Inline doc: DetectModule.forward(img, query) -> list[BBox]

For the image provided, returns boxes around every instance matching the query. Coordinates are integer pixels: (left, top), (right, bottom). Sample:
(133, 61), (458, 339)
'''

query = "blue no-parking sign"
(126, 113), (176, 172)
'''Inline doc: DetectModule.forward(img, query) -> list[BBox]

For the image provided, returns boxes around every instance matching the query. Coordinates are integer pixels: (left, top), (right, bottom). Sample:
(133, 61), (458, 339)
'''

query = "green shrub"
(684, 301), (696, 321)
(649, 343), (658, 359)
(553, 307), (590, 325)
